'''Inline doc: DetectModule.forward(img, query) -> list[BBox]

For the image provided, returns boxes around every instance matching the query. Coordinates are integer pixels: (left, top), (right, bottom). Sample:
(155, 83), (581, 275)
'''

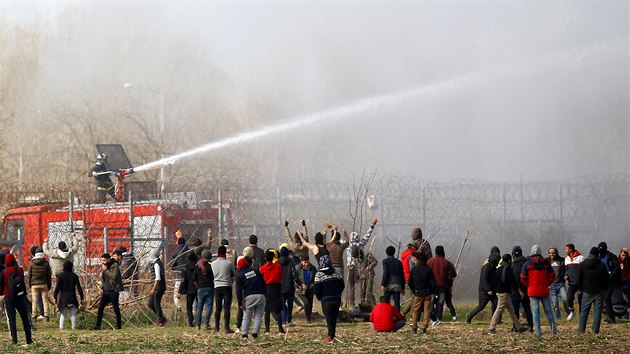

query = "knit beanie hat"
(589, 247), (599, 257)
(512, 246), (522, 257)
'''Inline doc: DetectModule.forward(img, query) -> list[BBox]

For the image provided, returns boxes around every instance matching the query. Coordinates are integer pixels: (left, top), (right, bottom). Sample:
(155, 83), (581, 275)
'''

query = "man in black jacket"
(577, 247), (609, 334)
(467, 253), (500, 324)
(408, 252), (435, 334)
(381, 246), (405, 311)
(178, 252), (198, 327)
(488, 254), (528, 334)
(510, 246), (533, 331)
(236, 256), (266, 340)
(598, 242), (621, 324)
(116, 246), (138, 300)
(193, 249), (214, 330)
(294, 255), (316, 323)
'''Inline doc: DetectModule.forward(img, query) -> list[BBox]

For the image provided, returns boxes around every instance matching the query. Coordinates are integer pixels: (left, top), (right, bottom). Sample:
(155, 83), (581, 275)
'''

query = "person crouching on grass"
(370, 295), (405, 332)
(314, 255), (344, 343)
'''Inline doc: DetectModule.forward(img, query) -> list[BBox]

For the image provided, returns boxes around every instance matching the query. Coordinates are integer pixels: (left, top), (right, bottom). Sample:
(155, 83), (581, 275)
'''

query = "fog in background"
(1, 2), (628, 183)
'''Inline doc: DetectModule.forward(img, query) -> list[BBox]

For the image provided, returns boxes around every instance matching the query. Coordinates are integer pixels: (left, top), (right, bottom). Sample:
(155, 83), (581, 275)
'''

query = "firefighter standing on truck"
(88, 153), (116, 203)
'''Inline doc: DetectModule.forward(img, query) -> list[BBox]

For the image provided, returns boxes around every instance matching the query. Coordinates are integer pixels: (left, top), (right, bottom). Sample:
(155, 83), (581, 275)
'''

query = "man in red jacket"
(521, 244), (557, 339)
(427, 245), (456, 324)
(370, 296), (405, 332)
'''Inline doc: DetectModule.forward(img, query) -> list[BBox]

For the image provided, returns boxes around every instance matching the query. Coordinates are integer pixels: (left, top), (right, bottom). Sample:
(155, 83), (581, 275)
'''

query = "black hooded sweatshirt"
(577, 255), (608, 293)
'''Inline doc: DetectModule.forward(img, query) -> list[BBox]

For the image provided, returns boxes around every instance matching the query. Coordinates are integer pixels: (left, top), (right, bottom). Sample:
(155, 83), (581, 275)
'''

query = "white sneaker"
(431, 320), (441, 327)
(452, 317), (457, 322)
(235, 328), (240, 334)
(37, 315), (45, 322)
(567, 312), (574, 321)
(287, 321), (296, 326)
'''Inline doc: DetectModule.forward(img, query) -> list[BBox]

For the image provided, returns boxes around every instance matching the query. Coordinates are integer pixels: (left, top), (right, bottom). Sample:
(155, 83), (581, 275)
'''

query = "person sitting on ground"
(54, 260), (84, 330)
(370, 295), (405, 332)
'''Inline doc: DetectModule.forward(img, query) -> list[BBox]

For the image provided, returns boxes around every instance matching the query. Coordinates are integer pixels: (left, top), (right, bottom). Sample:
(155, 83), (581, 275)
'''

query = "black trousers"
(148, 287), (166, 323)
(264, 284), (282, 332)
(467, 292), (497, 322)
(5, 296), (32, 344)
(297, 290), (314, 322)
(214, 286), (232, 330)
(186, 294), (196, 326)
(511, 292), (533, 329)
(321, 300), (341, 339)
(96, 290), (122, 328)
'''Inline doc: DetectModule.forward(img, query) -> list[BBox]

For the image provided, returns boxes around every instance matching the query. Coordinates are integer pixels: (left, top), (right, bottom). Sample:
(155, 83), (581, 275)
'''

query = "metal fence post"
(218, 188), (224, 239)
(104, 227), (109, 253)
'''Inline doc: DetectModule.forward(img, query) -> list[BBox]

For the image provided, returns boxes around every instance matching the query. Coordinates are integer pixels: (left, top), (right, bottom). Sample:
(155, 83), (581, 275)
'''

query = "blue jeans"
(549, 283), (569, 319)
(383, 291), (401, 311)
(281, 291), (295, 324)
(530, 296), (556, 336)
(578, 290), (604, 333)
(196, 287), (214, 327)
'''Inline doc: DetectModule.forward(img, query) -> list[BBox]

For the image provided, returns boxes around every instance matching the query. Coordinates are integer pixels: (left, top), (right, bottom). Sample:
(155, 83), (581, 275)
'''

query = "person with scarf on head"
(577, 247), (608, 334)
(193, 249), (214, 330)
(211, 245), (236, 333)
(93, 253), (123, 330)
(178, 251), (199, 327)
(521, 244), (556, 339)
(0, 253), (32, 345)
(597, 242), (621, 324)
(148, 247), (167, 327)
(259, 250), (285, 334)
(314, 254), (344, 343)
(236, 256), (266, 340)
(53, 260), (84, 330)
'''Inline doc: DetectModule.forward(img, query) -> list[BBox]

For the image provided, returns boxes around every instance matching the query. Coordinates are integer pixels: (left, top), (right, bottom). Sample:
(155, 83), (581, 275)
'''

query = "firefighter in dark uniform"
(88, 153), (116, 203)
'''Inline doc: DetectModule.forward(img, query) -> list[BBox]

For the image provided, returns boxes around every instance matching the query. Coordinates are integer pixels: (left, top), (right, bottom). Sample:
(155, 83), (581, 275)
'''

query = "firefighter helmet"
(97, 153), (107, 161)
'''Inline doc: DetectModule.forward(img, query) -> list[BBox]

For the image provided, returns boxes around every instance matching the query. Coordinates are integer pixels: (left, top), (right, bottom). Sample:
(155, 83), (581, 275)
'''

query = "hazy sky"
(3, 1), (628, 182)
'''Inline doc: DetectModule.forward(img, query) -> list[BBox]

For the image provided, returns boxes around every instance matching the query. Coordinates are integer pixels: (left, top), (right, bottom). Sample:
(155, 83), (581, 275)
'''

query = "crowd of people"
(0, 221), (629, 346)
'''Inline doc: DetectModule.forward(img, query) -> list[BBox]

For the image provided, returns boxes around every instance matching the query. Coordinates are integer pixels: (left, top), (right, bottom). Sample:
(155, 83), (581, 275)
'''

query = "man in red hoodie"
(521, 244), (556, 339)
(370, 296), (405, 332)
(0, 253), (33, 345)
(427, 245), (456, 324)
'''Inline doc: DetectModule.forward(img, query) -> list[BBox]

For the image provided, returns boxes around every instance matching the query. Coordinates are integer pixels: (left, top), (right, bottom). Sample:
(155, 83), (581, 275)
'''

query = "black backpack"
(6, 268), (26, 300)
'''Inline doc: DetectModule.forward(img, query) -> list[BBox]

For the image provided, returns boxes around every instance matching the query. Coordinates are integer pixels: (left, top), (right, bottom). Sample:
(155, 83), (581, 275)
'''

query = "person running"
(0, 253), (32, 345)
(93, 253), (123, 330)
(564, 243), (584, 321)
(487, 254), (528, 334)
(467, 253), (499, 324)
(53, 261), (84, 330)
(314, 255), (344, 343)
(236, 256), (266, 341)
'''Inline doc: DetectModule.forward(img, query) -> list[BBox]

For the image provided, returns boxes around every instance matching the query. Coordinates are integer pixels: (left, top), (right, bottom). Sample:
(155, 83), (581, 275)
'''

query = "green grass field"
(2, 304), (628, 353)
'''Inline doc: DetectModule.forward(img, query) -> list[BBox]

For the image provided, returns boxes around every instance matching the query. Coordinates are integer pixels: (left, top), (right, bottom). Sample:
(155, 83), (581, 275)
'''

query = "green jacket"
(102, 261), (124, 292)
(28, 256), (52, 289)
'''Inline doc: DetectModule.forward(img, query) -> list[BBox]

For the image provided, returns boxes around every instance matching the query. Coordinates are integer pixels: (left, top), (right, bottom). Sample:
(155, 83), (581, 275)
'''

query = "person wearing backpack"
(0, 253), (32, 345)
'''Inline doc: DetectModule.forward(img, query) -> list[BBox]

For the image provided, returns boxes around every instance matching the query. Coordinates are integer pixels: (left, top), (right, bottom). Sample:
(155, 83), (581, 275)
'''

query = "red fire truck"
(0, 196), (231, 270)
